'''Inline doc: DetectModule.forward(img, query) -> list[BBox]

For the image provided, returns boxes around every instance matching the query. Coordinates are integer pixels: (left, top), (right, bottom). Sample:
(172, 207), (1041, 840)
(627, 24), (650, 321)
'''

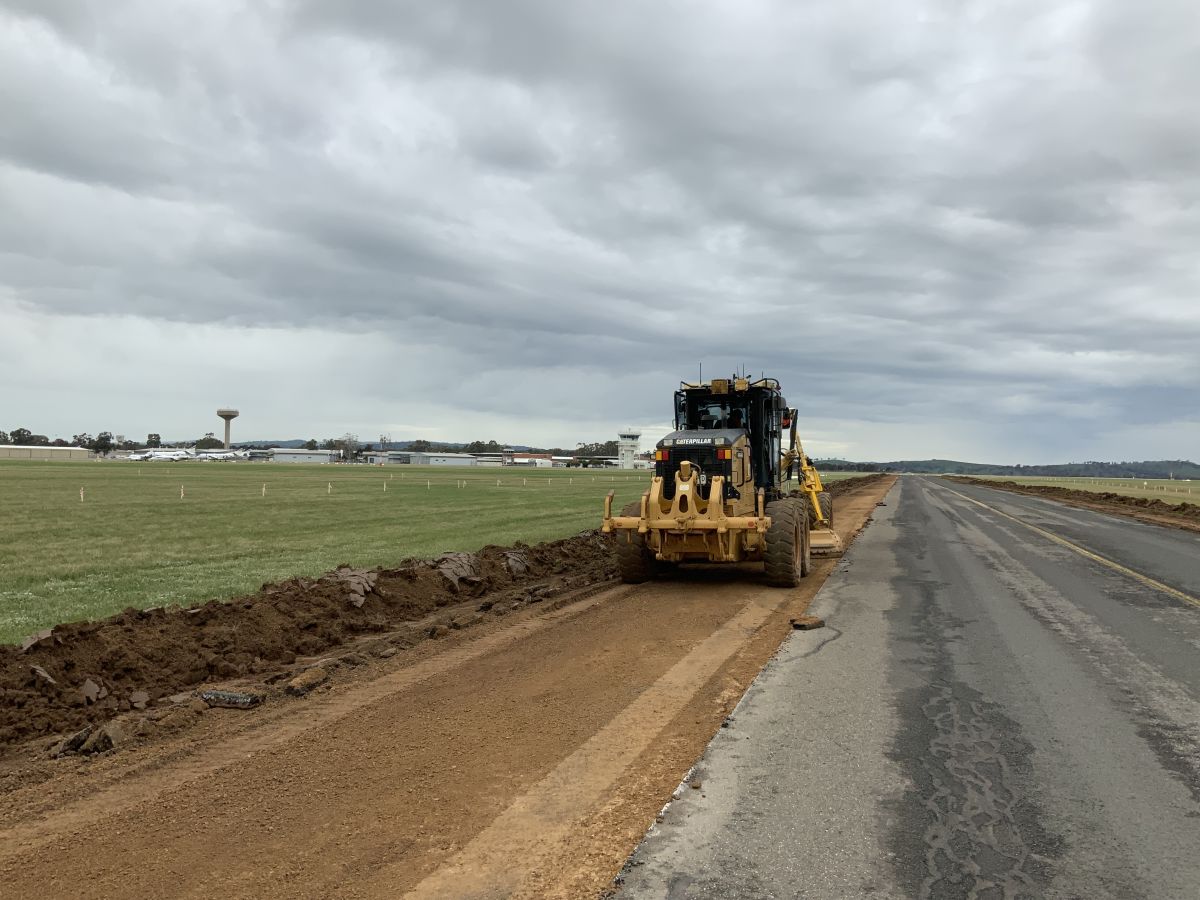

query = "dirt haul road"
(0, 475), (893, 899)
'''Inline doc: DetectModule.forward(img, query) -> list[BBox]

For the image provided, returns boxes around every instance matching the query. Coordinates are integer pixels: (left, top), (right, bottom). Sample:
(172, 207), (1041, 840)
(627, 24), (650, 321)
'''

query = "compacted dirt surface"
(0, 474), (893, 899)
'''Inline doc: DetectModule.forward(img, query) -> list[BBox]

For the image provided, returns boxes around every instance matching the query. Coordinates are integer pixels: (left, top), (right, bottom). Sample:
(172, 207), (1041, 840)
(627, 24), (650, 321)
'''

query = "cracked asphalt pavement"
(619, 475), (1200, 899)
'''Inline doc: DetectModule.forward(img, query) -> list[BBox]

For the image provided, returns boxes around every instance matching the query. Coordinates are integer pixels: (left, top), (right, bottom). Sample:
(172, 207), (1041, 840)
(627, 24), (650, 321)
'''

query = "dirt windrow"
(949, 477), (1200, 527)
(0, 531), (617, 750)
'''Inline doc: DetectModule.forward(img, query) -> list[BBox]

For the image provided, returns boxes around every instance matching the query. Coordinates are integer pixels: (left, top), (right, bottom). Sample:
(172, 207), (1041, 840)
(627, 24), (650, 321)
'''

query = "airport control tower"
(617, 427), (640, 469)
(217, 409), (239, 449)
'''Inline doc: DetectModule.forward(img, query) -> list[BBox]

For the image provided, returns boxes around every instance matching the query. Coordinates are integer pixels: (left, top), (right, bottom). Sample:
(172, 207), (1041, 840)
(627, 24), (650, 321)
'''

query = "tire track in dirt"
(401, 591), (791, 898)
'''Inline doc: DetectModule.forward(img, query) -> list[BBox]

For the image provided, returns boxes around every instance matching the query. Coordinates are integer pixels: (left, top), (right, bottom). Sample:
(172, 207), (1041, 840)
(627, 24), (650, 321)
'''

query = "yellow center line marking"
(934, 481), (1200, 611)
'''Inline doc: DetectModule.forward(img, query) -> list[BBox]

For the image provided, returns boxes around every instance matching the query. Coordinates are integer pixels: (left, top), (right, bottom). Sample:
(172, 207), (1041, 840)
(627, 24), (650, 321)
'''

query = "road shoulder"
(618, 481), (905, 898)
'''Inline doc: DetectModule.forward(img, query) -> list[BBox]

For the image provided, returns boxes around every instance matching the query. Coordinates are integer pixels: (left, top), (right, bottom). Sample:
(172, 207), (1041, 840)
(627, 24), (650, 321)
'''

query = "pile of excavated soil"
(949, 477), (1200, 526)
(0, 531), (616, 749)
(823, 473), (888, 497)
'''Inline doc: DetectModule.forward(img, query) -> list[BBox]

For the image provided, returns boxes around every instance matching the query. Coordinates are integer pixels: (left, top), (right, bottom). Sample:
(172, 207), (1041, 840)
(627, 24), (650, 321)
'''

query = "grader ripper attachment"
(601, 376), (843, 586)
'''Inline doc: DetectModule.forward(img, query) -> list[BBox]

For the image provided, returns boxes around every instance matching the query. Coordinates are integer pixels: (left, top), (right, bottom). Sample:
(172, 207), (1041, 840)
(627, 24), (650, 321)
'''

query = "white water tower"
(617, 427), (641, 469)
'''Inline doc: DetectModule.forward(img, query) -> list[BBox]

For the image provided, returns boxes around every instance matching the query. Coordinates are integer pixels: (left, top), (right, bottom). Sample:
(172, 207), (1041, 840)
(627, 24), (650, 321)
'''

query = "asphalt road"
(619, 475), (1200, 899)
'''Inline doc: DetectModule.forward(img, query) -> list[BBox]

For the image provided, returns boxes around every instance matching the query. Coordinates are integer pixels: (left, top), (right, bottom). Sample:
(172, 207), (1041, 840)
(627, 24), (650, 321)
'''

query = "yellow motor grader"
(601, 376), (842, 585)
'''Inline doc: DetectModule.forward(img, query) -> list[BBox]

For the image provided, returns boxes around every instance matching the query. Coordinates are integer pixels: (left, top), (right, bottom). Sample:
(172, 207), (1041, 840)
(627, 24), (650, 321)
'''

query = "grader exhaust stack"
(602, 375), (842, 585)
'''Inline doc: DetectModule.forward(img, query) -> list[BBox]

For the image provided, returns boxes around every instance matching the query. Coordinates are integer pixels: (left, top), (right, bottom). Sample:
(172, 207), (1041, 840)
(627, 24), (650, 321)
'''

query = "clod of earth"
(436, 552), (483, 591)
(791, 615), (826, 630)
(332, 567), (378, 608)
(129, 690), (150, 710)
(503, 550), (531, 576)
(200, 690), (264, 709)
(81, 678), (101, 704)
(51, 725), (93, 756)
(20, 629), (57, 653)
(78, 720), (128, 754)
(286, 667), (329, 697)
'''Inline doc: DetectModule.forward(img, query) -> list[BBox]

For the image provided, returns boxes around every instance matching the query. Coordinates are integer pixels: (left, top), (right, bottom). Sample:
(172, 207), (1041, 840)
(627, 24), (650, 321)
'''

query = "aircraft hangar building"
(0, 445), (91, 460)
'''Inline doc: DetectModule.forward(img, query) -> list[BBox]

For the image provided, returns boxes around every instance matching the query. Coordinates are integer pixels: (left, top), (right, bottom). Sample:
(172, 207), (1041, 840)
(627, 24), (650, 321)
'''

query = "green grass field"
(975, 475), (1199, 504)
(0, 460), (858, 644)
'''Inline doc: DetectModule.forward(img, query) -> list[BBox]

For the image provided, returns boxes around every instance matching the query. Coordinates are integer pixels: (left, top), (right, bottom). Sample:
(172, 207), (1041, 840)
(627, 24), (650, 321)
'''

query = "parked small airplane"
(195, 449), (250, 461)
(128, 447), (196, 461)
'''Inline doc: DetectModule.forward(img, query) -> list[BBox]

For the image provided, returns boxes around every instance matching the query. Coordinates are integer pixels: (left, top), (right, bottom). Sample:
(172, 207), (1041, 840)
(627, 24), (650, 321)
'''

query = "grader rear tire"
(765, 499), (811, 586)
(615, 501), (658, 583)
(800, 491), (833, 528)
(817, 491), (833, 528)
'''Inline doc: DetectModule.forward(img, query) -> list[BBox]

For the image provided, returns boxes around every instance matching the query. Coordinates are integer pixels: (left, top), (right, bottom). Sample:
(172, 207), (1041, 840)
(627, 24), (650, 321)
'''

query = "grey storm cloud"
(1, 0), (1198, 460)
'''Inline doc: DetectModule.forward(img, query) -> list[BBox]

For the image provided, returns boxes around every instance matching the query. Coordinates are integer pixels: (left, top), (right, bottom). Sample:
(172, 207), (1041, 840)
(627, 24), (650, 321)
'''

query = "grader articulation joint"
(601, 376), (843, 585)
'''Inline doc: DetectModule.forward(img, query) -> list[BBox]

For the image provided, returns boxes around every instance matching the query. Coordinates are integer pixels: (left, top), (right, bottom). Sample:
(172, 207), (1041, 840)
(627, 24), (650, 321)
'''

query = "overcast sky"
(2, 1), (1198, 462)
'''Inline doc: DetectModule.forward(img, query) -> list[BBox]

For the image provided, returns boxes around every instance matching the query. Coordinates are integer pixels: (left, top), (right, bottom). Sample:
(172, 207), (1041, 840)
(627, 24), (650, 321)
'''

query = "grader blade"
(809, 527), (844, 558)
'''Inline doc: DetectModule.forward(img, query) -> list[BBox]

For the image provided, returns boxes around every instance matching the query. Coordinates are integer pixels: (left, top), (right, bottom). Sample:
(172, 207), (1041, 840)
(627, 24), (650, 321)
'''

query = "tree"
(26, 434), (50, 445)
(464, 439), (503, 454)
(340, 433), (360, 457)
(9, 427), (32, 445)
(91, 432), (115, 455)
(0, 431), (9, 444)
(195, 432), (224, 450)
(575, 440), (619, 457)
(72, 433), (93, 448)
(409, 439), (433, 452)
(51, 438), (68, 447)
(321, 438), (338, 450)
(303, 439), (319, 450)
(146, 433), (162, 448)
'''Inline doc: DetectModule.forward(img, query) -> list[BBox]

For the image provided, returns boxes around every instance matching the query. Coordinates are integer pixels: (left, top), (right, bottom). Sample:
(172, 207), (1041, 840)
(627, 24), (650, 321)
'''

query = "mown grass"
(976, 475), (1200, 504)
(0, 460), (858, 643)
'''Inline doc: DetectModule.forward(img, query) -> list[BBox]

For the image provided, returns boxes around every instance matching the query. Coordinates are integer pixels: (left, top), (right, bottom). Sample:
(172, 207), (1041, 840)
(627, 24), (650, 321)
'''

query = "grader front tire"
(765, 499), (810, 586)
(615, 501), (658, 583)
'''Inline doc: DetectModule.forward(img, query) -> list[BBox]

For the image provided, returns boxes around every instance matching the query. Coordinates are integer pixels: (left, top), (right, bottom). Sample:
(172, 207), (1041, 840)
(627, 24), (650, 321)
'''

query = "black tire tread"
(764, 499), (803, 586)
(817, 491), (833, 528)
(615, 500), (657, 583)
(799, 491), (834, 528)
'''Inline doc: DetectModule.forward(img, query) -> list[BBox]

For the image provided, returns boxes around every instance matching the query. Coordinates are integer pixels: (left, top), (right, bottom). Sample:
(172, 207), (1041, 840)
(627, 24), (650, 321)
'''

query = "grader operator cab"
(601, 376), (843, 585)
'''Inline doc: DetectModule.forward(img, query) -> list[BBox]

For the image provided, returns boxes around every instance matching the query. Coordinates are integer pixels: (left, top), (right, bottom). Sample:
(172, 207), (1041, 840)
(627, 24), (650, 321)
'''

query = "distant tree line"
(814, 459), (885, 472)
(819, 458), (1200, 479)
(3, 428), (197, 454)
(339, 438), (622, 457)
